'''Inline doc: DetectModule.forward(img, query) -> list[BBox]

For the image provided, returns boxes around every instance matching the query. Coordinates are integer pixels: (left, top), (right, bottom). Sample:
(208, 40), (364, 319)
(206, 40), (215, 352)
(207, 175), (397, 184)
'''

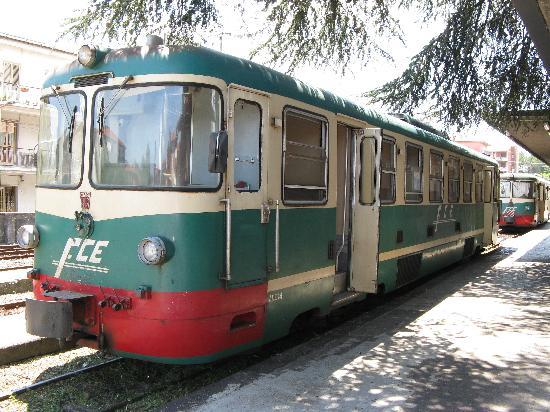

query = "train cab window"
(233, 100), (261, 192)
(475, 167), (483, 203)
(448, 156), (460, 203)
(463, 161), (473, 202)
(512, 181), (533, 198)
(91, 85), (222, 190)
(37, 92), (86, 187)
(283, 108), (328, 204)
(380, 138), (396, 203)
(429, 151), (444, 202)
(405, 143), (423, 203)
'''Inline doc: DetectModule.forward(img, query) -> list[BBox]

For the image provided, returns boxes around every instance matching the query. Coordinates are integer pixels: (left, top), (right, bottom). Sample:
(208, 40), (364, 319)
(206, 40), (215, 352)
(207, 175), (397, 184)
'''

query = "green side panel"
(34, 207), (335, 293)
(499, 200), (534, 215)
(263, 276), (334, 343)
(378, 203), (484, 253)
(418, 239), (467, 276)
(113, 339), (262, 365)
(378, 260), (398, 292)
(228, 209), (267, 287)
(267, 207), (336, 278)
(34, 211), (225, 292)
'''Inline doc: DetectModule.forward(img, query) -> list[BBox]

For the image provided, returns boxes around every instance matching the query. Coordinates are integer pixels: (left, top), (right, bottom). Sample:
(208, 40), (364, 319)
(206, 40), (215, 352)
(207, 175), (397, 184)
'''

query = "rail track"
(0, 357), (124, 402)
(0, 245), (34, 261)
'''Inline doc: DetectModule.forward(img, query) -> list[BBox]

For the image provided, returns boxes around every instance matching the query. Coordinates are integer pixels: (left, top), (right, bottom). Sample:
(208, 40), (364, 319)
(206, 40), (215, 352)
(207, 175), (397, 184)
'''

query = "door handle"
(220, 198), (231, 281)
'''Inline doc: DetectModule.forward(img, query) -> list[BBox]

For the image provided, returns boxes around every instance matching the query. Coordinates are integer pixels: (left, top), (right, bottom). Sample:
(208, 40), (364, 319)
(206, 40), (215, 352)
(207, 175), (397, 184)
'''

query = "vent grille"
(396, 253), (422, 288)
(72, 73), (112, 88)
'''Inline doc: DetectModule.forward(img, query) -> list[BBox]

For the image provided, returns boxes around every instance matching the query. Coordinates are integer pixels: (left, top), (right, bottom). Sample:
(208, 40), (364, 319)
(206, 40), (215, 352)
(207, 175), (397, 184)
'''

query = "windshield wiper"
(97, 75), (133, 147)
(67, 106), (77, 153)
(50, 86), (73, 128)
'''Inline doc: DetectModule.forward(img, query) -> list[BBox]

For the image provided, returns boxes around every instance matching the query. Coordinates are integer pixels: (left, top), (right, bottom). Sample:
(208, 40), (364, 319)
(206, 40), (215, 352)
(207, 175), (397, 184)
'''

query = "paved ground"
(164, 225), (550, 412)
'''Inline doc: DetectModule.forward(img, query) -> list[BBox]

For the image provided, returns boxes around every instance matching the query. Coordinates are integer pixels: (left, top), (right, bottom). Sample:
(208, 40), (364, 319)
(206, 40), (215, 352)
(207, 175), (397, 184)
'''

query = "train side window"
(475, 167), (483, 203)
(429, 150), (444, 202)
(233, 100), (261, 192)
(483, 169), (492, 203)
(494, 170), (500, 201)
(405, 143), (423, 203)
(380, 138), (396, 203)
(448, 156), (460, 203)
(283, 108), (328, 204)
(463, 161), (473, 203)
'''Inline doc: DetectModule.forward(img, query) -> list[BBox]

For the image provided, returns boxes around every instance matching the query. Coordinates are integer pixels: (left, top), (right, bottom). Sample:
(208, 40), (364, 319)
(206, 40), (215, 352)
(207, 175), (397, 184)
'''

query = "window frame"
(475, 164), (484, 203)
(429, 150), (444, 203)
(463, 161), (473, 203)
(89, 82), (225, 192)
(379, 135), (396, 204)
(232, 98), (262, 193)
(281, 105), (329, 206)
(404, 142), (424, 204)
(36, 90), (87, 190)
(447, 155), (460, 203)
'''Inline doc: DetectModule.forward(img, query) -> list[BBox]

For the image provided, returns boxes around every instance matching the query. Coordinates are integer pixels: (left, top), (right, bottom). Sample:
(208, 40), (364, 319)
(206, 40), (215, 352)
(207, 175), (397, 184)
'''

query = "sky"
(1, 0), (515, 148)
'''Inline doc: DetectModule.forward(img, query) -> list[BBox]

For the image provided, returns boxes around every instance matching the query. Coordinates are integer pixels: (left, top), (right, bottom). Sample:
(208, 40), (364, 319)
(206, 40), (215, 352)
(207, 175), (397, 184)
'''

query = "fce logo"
(54, 238), (110, 277)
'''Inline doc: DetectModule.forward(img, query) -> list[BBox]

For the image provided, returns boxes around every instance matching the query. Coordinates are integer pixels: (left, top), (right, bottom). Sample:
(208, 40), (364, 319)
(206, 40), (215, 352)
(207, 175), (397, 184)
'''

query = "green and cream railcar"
(499, 173), (550, 228)
(21, 40), (500, 363)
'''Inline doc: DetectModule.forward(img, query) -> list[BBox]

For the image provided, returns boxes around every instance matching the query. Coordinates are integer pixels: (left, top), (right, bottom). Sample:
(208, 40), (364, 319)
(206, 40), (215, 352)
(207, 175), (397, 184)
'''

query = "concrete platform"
(0, 267), (61, 365)
(163, 224), (550, 412)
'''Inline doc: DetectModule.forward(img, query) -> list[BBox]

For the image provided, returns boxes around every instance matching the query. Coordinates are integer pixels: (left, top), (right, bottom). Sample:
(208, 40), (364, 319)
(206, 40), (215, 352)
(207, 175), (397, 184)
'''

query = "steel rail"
(0, 357), (124, 402)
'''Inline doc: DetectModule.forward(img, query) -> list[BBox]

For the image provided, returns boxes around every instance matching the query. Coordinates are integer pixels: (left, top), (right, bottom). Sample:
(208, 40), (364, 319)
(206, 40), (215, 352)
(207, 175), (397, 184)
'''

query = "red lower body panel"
(31, 275), (267, 361)
(499, 214), (537, 227)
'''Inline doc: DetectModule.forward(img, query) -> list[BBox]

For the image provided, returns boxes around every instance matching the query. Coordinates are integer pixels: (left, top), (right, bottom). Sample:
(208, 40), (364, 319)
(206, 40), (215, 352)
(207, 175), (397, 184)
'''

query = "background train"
(19, 37), (500, 364)
(499, 173), (550, 228)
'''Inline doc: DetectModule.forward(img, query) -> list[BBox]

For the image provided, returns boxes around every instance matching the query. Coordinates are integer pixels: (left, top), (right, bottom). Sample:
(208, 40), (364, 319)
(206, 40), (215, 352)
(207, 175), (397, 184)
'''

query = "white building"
(0, 33), (74, 242)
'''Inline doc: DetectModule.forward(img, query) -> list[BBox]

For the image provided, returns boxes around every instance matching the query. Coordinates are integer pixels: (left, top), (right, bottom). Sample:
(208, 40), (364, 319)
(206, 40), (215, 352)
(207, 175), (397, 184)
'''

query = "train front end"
(20, 44), (266, 363)
(499, 177), (538, 227)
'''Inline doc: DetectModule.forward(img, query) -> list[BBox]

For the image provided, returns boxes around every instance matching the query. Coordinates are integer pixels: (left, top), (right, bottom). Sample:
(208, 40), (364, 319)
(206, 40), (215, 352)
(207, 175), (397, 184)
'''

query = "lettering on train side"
(433, 204), (456, 232)
(268, 291), (283, 303)
(53, 238), (110, 277)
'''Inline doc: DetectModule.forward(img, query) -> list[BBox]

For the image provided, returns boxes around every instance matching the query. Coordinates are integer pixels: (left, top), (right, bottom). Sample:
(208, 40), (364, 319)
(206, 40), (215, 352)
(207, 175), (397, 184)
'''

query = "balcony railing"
(0, 147), (37, 168)
(0, 83), (41, 108)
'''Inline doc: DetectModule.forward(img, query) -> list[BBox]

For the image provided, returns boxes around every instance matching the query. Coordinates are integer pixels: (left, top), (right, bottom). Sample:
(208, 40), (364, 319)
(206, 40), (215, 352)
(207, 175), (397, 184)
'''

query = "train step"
(331, 291), (365, 309)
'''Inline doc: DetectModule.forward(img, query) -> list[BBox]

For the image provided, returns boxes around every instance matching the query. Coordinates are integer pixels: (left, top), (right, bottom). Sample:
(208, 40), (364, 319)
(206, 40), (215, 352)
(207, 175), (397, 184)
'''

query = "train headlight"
(137, 237), (166, 265)
(77, 45), (97, 68)
(16, 225), (40, 249)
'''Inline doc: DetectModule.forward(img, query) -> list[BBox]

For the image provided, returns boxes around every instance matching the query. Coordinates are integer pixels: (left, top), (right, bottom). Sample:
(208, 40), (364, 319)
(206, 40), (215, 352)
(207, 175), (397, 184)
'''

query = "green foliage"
(519, 151), (550, 177)
(64, 0), (218, 45)
(367, 0), (550, 130)
(64, 0), (549, 131)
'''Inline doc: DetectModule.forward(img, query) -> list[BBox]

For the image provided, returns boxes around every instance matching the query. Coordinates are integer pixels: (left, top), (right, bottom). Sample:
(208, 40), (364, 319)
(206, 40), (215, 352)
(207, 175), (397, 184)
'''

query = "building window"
(448, 156), (460, 203)
(0, 121), (17, 165)
(0, 187), (16, 212)
(283, 108), (328, 204)
(2, 62), (20, 86)
(429, 151), (444, 202)
(463, 161), (473, 203)
(405, 143), (423, 203)
(380, 138), (396, 203)
(475, 167), (483, 203)
(233, 99), (261, 192)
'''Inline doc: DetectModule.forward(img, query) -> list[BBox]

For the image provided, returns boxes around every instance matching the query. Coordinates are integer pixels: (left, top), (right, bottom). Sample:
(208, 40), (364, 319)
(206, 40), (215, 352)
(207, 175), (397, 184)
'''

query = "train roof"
(45, 45), (497, 166)
(501, 173), (550, 184)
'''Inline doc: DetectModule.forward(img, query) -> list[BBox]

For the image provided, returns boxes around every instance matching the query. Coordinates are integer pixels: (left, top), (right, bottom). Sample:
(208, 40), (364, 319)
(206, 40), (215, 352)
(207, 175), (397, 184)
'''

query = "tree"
(64, 0), (549, 131)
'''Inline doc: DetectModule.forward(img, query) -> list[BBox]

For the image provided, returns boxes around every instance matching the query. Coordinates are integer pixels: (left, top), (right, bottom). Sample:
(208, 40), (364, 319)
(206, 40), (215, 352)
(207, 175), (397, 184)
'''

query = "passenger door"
(350, 128), (381, 293)
(224, 87), (269, 287)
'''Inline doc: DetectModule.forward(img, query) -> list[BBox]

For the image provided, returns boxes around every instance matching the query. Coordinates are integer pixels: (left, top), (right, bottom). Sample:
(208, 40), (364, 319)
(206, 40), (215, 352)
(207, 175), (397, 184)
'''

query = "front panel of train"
(21, 54), (267, 363)
(499, 179), (537, 227)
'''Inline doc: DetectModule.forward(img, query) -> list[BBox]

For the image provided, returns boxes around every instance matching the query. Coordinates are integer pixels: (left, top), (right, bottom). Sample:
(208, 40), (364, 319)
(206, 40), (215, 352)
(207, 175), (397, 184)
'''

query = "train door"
(483, 166), (498, 244)
(349, 128), (381, 293)
(224, 87), (269, 287)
